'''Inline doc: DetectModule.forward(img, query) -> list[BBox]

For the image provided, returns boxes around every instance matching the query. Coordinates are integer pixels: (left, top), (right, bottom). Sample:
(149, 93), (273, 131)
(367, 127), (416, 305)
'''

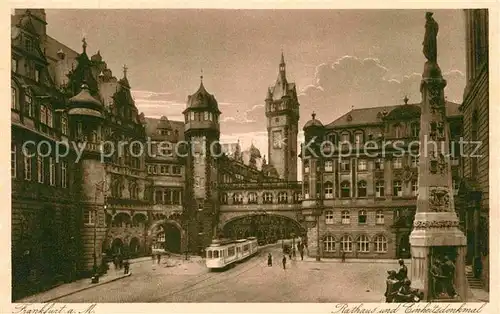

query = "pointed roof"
(157, 116), (172, 129)
(68, 83), (103, 118)
(303, 112), (324, 130)
(17, 10), (39, 36)
(184, 77), (220, 113)
(118, 64), (130, 88)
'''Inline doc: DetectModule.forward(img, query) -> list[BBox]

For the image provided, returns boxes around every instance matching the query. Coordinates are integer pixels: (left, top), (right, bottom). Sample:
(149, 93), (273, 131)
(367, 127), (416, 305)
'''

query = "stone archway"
(129, 237), (141, 257)
(222, 214), (304, 244)
(111, 238), (124, 255)
(147, 219), (184, 254)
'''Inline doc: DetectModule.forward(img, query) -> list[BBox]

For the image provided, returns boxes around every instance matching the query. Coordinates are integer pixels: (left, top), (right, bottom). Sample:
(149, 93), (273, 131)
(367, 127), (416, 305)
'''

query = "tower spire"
(82, 37), (87, 53)
(123, 64), (128, 78)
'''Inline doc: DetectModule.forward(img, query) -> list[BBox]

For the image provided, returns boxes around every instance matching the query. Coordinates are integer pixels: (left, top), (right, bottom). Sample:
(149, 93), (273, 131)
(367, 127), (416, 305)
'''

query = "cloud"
(298, 55), (465, 126)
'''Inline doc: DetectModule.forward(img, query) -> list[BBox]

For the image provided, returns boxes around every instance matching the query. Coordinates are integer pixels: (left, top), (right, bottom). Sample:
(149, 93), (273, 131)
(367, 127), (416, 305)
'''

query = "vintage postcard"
(4, 2), (496, 313)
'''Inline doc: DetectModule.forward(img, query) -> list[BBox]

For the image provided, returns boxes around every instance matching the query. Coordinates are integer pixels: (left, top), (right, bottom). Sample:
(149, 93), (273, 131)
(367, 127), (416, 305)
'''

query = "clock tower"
(266, 53), (300, 181)
(183, 75), (221, 254)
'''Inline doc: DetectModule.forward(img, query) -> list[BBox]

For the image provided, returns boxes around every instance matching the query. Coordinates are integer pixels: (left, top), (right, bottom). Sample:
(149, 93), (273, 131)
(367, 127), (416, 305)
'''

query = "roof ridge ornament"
(82, 36), (87, 53)
(404, 95), (409, 105)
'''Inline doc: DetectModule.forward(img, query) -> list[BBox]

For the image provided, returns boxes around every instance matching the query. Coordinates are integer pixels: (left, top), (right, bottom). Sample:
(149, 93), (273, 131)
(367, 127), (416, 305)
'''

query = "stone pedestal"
(409, 60), (467, 302)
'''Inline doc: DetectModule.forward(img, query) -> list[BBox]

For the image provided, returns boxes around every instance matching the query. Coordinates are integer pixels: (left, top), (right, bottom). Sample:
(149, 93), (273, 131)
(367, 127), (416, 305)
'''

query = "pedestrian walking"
(152, 254), (156, 264)
(282, 255), (287, 270)
(157, 253), (161, 264)
(292, 248), (296, 259)
(267, 253), (273, 267)
(113, 255), (118, 270)
(124, 259), (130, 275)
(341, 250), (346, 263)
(300, 249), (304, 261)
(118, 255), (123, 269)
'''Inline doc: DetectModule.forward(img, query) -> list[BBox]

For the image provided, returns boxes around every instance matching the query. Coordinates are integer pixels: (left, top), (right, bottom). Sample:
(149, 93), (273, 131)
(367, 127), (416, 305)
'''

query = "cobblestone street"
(51, 245), (397, 303)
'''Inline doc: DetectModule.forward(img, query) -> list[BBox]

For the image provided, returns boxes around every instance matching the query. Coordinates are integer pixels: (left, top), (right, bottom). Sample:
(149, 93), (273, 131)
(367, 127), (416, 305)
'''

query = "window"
(263, 192), (273, 204)
(12, 58), (18, 72)
(412, 180), (418, 197)
(11, 144), (16, 178)
(49, 157), (55, 186)
(411, 123), (420, 137)
(357, 235), (370, 252)
(293, 192), (301, 203)
(341, 133), (350, 143)
(393, 157), (402, 169)
(24, 151), (32, 180)
(374, 158), (384, 170)
(25, 94), (34, 117)
(326, 133), (336, 145)
(304, 160), (310, 173)
(303, 183), (310, 199)
(278, 192), (288, 204)
(204, 111), (209, 121)
(40, 105), (47, 124)
(77, 122), (83, 137)
(25, 37), (33, 52)
(411, 156), (419, 168)
(358, 210), (367, 224)
(11, 87), (18, 110)
(374, 235), (388, 253)
(325, 210), (334, 224)
(61, 116), (68, 135)
(394, 124), (402, 138)
(341, 181), (350, 198)
(393, 180), (403, 197)
(273, 130), (283, 149)
(340, 235), (353, 252)
(37, 155), (44, 183)
(61, 161), (67, 188)
(354, 132), (363, 145)
(375, 180), (385, 197)
(35, 69), (40, 82)
(453, 180), (459, 196)
(340, 159), (350, 172)
(324, 160), (333, 172)
(376, 210), (384, 224)
(248, 192), (258, 204)
(357, 181), (367, 197)
(324, 236), (335, 252)
(157, 143), (173, 157)
(160, 165), (169, 175)
(341, 210), (350, 224)
(324, 181), (334, 199)
(84, 209), (95, 226)
(46, 108), (53, 127)
(233, 193), (243, 205)
(358, 159), (367, 171)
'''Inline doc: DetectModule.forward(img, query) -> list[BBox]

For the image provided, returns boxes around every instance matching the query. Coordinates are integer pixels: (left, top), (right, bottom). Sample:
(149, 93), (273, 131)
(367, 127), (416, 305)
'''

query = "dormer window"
(25, 37), (33, 52)
(204, 112), (209, 121)
(394, 124), (402, 138)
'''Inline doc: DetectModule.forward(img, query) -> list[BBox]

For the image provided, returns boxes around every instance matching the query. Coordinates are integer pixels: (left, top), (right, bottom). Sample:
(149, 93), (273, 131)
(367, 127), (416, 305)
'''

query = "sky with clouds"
(45, 9), (466, 157)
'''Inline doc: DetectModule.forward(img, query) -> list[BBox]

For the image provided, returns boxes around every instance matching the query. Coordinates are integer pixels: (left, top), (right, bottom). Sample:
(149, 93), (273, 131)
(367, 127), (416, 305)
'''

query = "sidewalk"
(16, 256), (152, 303)
(302, 255), (410, 264)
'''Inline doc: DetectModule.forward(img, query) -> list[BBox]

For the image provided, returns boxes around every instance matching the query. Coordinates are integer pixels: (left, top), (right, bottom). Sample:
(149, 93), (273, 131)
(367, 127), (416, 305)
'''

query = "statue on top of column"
(423, 12), (439, 63)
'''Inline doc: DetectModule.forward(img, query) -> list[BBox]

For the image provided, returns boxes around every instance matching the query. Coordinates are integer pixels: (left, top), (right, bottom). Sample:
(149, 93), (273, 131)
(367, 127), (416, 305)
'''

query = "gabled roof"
(144, 117), (185, 140)
(325, 101), (462, 129)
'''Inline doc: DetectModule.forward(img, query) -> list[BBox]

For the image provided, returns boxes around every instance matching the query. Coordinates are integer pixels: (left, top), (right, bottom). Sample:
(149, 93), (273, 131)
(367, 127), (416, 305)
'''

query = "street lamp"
(92, 179), (108, 284)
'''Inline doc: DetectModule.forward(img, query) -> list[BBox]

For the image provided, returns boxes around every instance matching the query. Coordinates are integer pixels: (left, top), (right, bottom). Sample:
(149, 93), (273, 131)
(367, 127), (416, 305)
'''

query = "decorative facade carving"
(428, 186), (451, 212)
(413, 220), (459, 229)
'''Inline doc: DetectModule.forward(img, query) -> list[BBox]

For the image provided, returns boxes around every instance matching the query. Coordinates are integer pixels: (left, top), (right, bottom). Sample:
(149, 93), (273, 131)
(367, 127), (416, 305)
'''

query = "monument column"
(409, 12), (467, 302)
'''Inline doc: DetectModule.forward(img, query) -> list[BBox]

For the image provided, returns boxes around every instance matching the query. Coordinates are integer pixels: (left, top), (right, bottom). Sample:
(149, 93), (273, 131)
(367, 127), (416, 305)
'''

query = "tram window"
(243, 245), (249, 252)
(207, 250), (212, 259)
(228, 247), (235, 256)
(214, 251), (219, 258)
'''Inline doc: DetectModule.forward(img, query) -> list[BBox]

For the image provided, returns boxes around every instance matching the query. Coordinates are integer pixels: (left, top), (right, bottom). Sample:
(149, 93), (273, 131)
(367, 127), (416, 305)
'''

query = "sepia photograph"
(9, 6), (490, 307)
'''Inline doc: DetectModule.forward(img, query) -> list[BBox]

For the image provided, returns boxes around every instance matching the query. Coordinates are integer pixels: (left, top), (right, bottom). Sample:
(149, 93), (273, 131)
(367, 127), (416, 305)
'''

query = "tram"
(205, 237), (259, 269)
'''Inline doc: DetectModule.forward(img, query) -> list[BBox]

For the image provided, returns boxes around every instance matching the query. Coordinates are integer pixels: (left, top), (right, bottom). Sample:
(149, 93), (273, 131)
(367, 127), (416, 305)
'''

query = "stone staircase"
(465, 265), (484, 289)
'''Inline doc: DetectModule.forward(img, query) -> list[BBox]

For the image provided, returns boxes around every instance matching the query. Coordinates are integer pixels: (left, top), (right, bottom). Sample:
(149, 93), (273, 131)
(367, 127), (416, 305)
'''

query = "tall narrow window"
(358, 210), (367, 224)
(376, 210), (384, 224)
(84, 209), (95, 226)
(375, 180), (385, 197)
(24, 151), (32, 181)
(358, 159), (367, 171)
(340, 235), (353, 252)
(374, 158), (384, 170)
(411, 155), (419, 168)
(324, 181), (334, 199)
(11, 87), (18, 110)
(61, 161), (68, 188)
(341, 210), (350, 224)
(220, 193), (228, 205)
(375, 235), (388, 253)
(411, 123), (420, 138)
(357, 181), (367, 197)
(11, 143), (16, 178)
(248, 192), (258, 204)
(278, 192), (288, 204)
(357, 235), (370, 252)
(340, 181), (350, 198)
(393, 180), (403, 197)
(37, 155), (44, 183)
(340, 159), (350, 171)
(304, 160), (310, 174)
(25, 94), (33, 117)
(12, 58), (18, 72)
(46, 108), (53, 127)
(263, 192), (273, 204)
(40, 105), (47, 124)
(412, 180), (418, 196)
(324, 160), (333, 172)
(354, 132), (363, 145)
(393, 157), (402, 169)
(324, 236), (335, 252)
(325, 210), (334, 224)
(61, 116), (68, 135)
(233, 193), (243, 205)
(49, 157), (55, 186)
(394, 124), (402, 138)
(35, 69), (40, 82)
